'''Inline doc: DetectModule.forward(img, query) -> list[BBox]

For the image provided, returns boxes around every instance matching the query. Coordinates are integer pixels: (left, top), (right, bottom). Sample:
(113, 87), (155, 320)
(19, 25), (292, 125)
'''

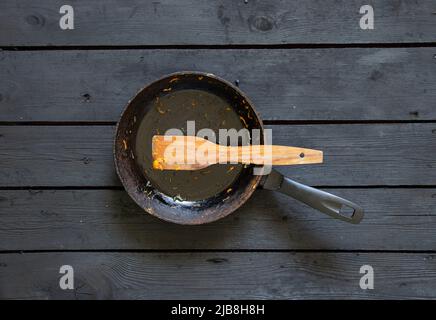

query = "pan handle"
(262, 169), (364, 224)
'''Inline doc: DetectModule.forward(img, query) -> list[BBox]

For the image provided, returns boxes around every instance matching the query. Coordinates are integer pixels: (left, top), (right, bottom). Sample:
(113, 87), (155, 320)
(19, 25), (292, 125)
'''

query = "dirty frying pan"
(114, 72), (364, 225)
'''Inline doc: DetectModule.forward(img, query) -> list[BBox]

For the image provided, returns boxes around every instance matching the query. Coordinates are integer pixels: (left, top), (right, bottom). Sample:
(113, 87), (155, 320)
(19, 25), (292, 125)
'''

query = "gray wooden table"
(0, 0), (436, 299)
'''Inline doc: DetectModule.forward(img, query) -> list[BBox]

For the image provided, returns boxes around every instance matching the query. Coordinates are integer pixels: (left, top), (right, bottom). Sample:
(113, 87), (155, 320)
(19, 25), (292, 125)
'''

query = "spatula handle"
(223, 145), (323, 165)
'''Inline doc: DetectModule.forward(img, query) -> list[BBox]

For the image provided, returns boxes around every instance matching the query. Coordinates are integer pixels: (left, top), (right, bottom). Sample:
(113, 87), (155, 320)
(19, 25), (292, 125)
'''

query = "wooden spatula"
(152, 135), (323, 170)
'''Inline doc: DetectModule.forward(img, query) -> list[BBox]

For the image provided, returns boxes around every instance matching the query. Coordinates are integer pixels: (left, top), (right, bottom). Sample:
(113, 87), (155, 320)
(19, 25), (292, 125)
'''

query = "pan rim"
(113, 71), (265, 224)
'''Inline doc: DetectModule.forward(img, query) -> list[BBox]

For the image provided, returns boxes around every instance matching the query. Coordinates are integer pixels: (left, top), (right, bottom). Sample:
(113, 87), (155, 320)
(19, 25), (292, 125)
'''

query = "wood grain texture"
(151, 135), (323, 169)
(1, 0), (435, 46)
(1, 252), (436, 299)
(1, 48), (436, 121)
(1, 0), (435, 301)
(0, 189), (435, 251)
(0, 124), (435, 187)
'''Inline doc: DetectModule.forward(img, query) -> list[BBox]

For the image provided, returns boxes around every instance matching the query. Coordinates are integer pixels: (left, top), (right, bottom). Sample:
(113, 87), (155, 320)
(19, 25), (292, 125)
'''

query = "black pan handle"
(262, 170), (364, 224)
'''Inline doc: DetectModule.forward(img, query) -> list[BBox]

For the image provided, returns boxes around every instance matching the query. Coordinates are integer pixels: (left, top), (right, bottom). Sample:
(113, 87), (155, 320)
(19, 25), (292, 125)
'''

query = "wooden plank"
(1, 48), (436, 121)
(0, 126), (117, 187)
(0, 124), (435, 187)
(1, 252), (435, 299)
(1, 0), (435, 46)
(0, 189), (435, 251)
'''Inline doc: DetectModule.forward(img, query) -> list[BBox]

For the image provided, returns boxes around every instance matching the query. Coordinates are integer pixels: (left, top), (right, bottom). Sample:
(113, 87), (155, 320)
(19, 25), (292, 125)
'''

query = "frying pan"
(114, 72), (363, 225)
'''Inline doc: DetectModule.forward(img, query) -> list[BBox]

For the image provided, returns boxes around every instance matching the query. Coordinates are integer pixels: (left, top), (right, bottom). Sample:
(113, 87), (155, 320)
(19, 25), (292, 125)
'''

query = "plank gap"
(2, 43), (436, 51)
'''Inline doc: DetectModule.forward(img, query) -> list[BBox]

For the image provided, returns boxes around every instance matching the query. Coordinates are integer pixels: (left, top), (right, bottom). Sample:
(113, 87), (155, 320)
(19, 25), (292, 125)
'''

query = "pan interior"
(135, 88), (248, 201)
(115, 73), (264, 224)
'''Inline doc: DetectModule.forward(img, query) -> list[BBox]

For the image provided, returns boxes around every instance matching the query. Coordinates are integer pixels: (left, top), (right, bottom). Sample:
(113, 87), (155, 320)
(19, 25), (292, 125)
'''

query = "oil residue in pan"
(135, 89), (248, 201)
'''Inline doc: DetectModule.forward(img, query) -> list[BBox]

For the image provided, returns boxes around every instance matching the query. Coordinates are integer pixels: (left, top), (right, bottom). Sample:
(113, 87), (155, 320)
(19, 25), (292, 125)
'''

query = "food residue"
(239, 116), (248, 128)
(122, 139), (128, 150)
(143, 189), (153, 197)
(153, 158), (164, 170)
(156, 105), (166, 114)
(173, 194), (184, 202)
